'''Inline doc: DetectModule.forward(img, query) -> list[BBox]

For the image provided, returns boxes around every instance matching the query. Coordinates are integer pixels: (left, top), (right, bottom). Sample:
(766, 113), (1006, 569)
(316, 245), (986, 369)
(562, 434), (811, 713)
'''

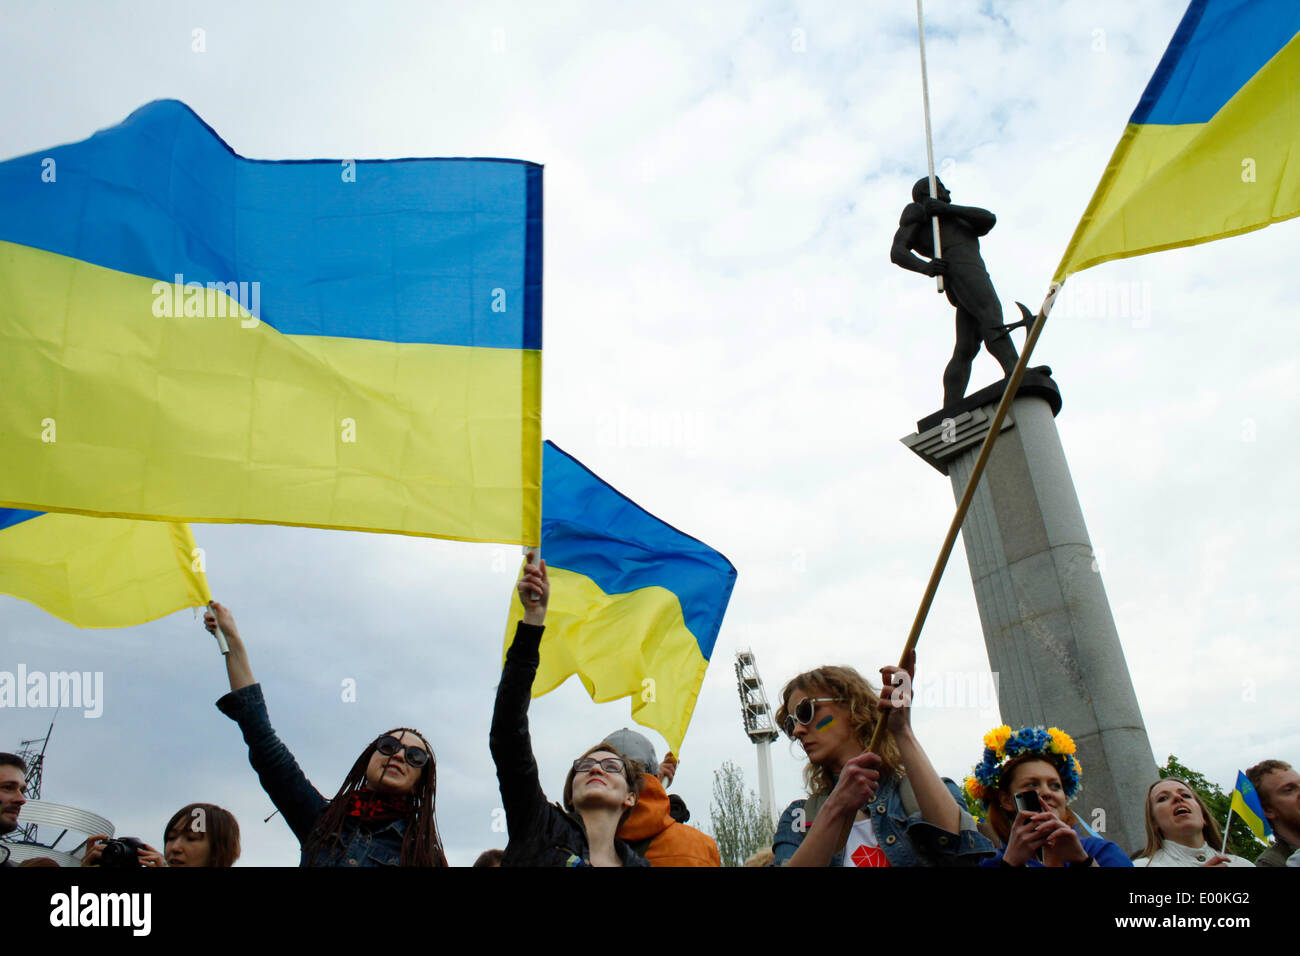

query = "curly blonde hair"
(775, 666), (904, 796)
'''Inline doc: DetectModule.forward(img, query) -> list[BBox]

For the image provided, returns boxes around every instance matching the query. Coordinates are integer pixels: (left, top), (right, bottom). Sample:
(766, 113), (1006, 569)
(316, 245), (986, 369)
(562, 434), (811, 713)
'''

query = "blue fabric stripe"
(0, 100), (542, 349)
(1131, 0), (1300, 125)
(0, 509), (43, 532)
(540, 441), (736, 660)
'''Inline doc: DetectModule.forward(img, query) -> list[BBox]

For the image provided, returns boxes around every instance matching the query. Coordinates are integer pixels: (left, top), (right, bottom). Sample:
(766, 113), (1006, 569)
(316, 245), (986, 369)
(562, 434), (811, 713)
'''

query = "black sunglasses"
(572, 756), (626, 775)
(376, 735), (430, 768)
(782, 697), (844, 739)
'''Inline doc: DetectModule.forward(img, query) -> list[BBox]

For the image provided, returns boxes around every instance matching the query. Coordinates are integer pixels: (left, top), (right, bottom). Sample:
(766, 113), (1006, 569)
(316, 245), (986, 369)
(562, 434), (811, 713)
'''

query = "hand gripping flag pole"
(917, 0), (944, 294)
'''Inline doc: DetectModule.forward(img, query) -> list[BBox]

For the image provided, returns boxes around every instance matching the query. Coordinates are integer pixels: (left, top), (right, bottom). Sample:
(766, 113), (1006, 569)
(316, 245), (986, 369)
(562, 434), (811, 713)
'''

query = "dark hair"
(305, 728), (448, 867)
(163, 803), (242, 867)
(775, 666), (904, 796)
(985, 754), (1078, 843)
(473, 848), (505, 867)
(1134, 778), (1222, 864)
(912, 176), (943, 203)
(1246, 760), (1293, 809)
(0, 753), (27, 775)
(562, 742), (643, 826)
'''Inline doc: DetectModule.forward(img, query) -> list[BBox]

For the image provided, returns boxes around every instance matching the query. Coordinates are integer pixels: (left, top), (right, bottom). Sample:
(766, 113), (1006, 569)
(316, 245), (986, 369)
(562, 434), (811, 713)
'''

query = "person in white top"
(1131, 778), (1254, 867)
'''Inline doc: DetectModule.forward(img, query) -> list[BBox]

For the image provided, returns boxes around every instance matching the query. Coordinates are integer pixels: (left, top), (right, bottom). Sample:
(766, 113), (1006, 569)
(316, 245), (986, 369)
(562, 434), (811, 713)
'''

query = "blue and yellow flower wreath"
(963, 725), (1082, 808)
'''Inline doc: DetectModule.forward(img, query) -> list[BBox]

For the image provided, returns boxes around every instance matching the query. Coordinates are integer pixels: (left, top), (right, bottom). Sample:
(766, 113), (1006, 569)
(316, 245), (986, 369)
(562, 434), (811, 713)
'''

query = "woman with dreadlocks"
(205, 601), (448, 867)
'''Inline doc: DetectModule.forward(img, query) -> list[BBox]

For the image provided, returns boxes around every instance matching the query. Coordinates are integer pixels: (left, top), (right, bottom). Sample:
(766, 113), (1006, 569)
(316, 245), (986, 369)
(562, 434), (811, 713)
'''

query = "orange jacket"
(618, 774), (721, 867)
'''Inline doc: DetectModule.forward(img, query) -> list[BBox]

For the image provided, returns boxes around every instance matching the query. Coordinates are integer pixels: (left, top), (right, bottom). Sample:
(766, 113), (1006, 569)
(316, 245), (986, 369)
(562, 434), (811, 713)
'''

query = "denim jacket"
(772, 773), (992, 866)
(217, 683), (405, 867)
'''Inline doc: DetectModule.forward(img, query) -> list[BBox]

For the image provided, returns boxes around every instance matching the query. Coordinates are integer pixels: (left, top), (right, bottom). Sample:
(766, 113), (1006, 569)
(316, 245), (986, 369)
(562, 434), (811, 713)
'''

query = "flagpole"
(916, 0), (944, 294)
(1221, 807), (1234, 854)
(866, 281), (1063, 755)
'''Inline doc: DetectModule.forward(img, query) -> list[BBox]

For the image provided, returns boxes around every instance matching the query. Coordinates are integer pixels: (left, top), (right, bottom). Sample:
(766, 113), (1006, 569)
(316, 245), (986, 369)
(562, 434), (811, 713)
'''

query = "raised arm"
(880, 651), (961, 834)
(923, 197), (996, 236)
(208, 602), (327, 845)
(206, 601), (254, 691)
(489, 557), (551, 840)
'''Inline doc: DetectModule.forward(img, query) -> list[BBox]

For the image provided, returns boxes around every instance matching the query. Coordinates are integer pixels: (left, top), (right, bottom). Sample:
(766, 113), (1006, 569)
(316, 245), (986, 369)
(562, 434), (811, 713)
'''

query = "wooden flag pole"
(866, 282), (1063, 756)
(916, 0), (944, 294)
(821, 285), (1063, 860)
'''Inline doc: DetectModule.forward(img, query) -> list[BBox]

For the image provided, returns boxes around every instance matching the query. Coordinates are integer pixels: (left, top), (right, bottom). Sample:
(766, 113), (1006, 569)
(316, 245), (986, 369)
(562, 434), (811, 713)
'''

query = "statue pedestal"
(902, 370), (1157, 853)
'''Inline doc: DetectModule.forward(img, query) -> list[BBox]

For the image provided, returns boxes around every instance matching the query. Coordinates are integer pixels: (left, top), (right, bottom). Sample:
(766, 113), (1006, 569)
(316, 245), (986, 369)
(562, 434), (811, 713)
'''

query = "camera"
(97, 836), (149, 868)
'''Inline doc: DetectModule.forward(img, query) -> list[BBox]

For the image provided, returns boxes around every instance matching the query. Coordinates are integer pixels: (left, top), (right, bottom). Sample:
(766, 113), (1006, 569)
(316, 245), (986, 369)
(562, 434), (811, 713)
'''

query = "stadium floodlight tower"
(734, 649), (780, 826)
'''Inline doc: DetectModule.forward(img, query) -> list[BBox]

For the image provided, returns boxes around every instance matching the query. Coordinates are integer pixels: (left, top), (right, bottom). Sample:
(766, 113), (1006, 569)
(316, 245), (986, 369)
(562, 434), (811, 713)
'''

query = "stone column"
(902, 369), (1157, 854)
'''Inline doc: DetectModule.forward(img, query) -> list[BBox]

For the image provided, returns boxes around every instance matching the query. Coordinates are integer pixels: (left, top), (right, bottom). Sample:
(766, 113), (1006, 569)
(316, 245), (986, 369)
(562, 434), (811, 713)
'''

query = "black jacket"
(490, 622), (650, 868)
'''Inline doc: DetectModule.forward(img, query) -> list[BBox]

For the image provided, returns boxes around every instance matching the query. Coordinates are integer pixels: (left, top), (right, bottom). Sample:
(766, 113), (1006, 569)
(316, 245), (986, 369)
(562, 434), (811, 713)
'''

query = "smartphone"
(1014, 790), (1044, 862)
(1014, 790), (1042, 814)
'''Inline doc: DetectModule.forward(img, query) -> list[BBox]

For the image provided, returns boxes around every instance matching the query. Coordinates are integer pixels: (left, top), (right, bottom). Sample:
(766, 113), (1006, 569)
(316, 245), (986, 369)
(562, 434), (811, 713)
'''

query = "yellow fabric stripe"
(1056, 33), (1300, 282)
(0, 241), (541, 544)
(1229, 790), (1269, 841)
(0, 515), (210, 628)
(504, 566), (709, 754)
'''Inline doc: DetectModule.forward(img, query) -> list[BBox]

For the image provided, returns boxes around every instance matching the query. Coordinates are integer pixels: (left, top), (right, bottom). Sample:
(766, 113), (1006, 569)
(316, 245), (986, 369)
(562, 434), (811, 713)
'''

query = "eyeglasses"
(782, 697), (844, 738)
(572, 757), (626, 775)
(376, 735), (429, 768)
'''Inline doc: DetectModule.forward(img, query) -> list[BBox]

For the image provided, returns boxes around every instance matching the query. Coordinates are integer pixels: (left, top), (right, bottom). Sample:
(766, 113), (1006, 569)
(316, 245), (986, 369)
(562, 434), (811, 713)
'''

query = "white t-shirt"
(841, 816), (892, 867)
(1132, 841), (1253, 867)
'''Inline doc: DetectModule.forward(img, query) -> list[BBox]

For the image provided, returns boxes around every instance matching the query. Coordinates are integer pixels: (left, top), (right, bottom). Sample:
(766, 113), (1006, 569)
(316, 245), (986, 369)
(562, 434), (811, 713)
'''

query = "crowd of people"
(2, 558), (1297, 868)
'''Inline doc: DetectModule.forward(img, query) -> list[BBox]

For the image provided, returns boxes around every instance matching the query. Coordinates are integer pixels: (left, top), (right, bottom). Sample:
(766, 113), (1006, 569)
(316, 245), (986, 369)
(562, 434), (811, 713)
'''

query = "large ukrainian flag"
(1055, 0), (1300, 282)
(504, 442), (736, 753)
(0, 101), (541, 544)
(0, 510), (210, 628)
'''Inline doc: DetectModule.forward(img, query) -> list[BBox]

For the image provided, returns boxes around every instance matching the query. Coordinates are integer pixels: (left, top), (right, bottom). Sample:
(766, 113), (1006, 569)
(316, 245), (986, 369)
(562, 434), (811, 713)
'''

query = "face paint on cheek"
(814, 715), (835, 732)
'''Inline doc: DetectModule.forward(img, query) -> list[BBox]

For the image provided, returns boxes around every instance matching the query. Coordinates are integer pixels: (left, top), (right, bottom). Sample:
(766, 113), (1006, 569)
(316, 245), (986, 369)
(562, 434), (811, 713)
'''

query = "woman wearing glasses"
(489, 557), (650, 867)
(205, 602), (448, 866)
(771, 658), (992, 866)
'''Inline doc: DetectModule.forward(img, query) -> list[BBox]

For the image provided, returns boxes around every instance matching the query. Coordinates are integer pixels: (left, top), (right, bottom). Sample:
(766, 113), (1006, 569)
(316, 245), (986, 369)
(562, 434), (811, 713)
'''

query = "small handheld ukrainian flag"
(0, 510), (211, 628)
(1056, 0), (1300, 282)
(1229, 770), (1273, 843)
(503, 442), (736, 754)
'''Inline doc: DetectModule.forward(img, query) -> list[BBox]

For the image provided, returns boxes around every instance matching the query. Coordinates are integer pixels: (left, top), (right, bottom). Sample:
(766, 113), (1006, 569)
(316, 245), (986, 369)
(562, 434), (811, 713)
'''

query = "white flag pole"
(917, 0), (944, 293)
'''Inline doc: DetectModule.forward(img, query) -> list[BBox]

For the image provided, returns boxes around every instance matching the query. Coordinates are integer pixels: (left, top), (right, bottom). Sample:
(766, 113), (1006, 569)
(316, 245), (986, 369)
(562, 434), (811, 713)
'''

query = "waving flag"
(504, 442), (736, 753)
(1055, 0), (1300, 281)
(0, 510), (210, 628)
(1229, 770), (1273, 843)
(0, 100), (541, 544)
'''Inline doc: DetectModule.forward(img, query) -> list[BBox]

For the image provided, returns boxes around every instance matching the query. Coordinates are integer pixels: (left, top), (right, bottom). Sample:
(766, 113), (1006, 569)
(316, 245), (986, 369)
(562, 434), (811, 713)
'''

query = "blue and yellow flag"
(0, 100), (541, 544)
(1229, 770), (1273, 843)
(1055, 0), (1300, 282)
(0, 510), (210, 628)
(504, 441), (736, 753)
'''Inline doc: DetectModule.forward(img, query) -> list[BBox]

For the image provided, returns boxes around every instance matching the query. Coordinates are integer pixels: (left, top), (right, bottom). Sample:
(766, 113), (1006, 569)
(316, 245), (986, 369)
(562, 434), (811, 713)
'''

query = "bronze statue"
(891, 177), (1030, 409)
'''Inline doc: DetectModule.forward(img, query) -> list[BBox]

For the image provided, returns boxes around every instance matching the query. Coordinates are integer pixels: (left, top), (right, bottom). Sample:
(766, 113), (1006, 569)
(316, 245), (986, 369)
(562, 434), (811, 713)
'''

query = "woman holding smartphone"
(965, 725), (1130, 867)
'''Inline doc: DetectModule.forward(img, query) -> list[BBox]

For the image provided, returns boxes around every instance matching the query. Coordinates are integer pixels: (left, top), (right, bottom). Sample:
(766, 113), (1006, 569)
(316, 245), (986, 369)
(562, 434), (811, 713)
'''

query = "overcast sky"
(2, 0), (1297, 865)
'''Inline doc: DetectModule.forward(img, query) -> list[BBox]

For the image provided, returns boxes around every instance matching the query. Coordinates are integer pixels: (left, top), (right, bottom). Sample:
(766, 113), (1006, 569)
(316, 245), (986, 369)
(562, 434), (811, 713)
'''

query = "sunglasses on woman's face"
(572, 756), (625, 775)
(376, 735), (429, 768)
(782, 697), (844, 739)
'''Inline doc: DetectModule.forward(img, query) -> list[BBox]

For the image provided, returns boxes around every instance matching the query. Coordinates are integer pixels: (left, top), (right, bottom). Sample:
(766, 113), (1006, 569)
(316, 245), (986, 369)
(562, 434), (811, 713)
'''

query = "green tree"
(1158, 755), (1264, 862)
(708, 760), (773, 867)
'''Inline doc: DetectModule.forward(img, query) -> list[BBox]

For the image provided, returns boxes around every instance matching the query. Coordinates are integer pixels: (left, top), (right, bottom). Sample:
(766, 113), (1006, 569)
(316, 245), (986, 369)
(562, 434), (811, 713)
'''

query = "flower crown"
(963, 725), (1081, 807)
